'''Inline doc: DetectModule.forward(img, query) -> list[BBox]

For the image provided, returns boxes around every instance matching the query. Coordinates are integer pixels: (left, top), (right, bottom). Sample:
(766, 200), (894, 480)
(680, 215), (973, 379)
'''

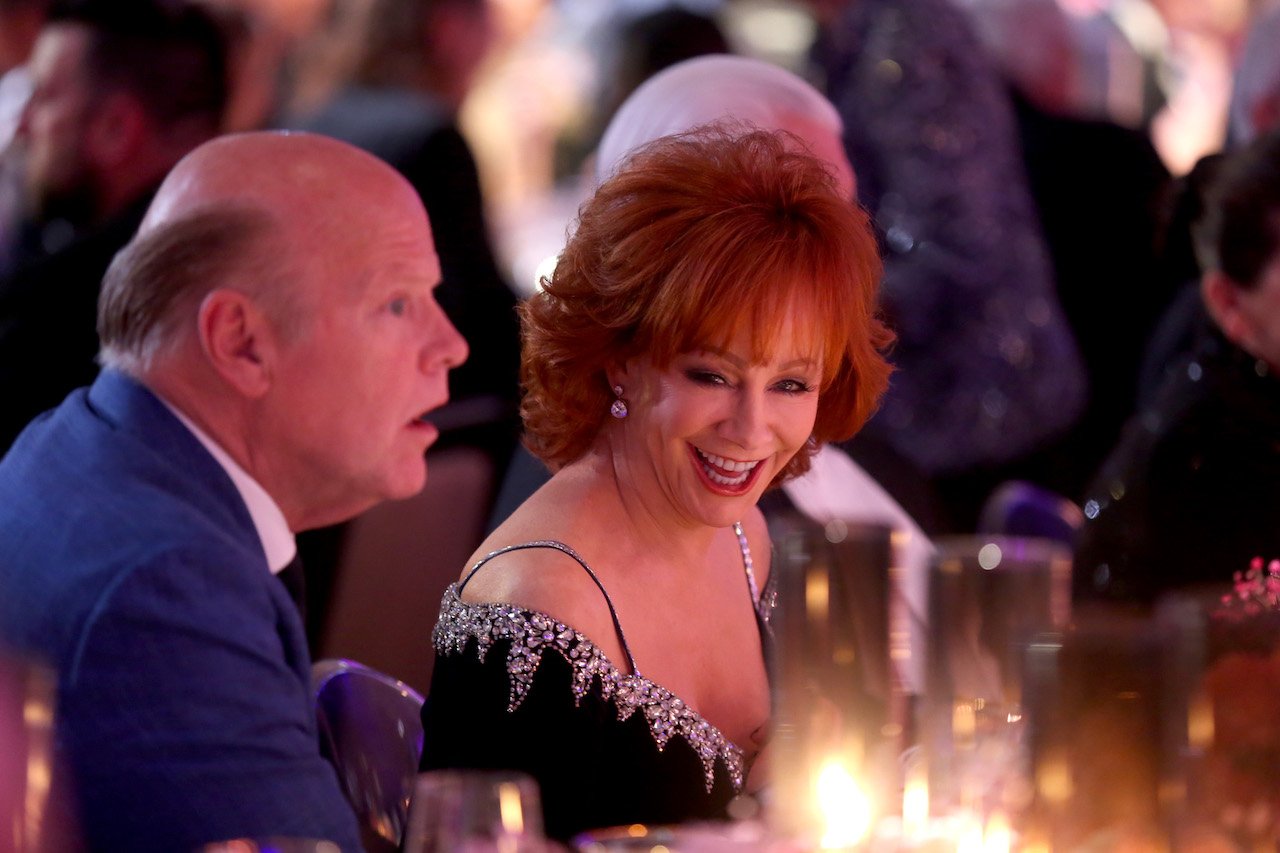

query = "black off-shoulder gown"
(420, 529), (772, 841)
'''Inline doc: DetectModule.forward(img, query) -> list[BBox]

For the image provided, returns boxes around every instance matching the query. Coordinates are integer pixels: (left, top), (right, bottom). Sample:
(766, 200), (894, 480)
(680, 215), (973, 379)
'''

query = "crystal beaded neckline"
(430, 527), (767, 794)
(432, 585), (747, 792)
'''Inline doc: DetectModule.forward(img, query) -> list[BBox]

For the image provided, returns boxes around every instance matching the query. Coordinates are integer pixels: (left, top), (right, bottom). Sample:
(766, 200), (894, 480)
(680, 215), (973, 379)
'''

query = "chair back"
(320, 444), (497, 693)
(977, 480), (1084, 548)
(312, 658), (425, 848)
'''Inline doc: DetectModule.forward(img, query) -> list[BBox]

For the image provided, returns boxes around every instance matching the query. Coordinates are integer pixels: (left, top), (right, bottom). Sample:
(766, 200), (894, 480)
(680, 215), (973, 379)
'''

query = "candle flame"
(902, 770), (929, 838)
(957, 815), (984, 853)
(497, 782), (525, 834)
(816, 759), (872, 848)
(1188, 689), (1214, 750)
(984, 812), (1011, 853)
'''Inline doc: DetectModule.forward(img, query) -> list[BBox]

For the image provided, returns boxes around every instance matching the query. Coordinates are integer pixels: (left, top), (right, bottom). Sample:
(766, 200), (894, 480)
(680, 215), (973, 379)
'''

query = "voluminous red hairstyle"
(520, 125), (894, 483)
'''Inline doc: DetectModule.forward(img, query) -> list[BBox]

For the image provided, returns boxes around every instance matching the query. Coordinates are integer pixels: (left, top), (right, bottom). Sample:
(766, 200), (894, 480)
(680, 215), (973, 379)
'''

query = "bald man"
(0, 131), (467, 850)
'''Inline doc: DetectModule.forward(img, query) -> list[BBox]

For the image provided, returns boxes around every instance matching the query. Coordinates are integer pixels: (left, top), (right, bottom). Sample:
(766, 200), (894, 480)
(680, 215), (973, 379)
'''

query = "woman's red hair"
(520, 125), (893, 483)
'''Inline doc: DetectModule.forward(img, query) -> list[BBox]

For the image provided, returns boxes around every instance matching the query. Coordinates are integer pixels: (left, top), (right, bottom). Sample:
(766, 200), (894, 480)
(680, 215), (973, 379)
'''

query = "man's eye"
(388, 298), (408, 316)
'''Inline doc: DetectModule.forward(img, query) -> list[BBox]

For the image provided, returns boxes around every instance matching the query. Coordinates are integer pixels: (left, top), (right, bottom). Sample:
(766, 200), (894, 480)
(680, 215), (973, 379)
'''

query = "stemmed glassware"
(402, 770), (546, 853)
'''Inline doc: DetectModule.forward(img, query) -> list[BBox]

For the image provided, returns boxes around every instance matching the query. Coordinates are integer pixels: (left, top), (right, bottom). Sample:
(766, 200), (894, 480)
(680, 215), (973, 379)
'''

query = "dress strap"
(458, 540), (640, 675)
(732, 521), (760, 606)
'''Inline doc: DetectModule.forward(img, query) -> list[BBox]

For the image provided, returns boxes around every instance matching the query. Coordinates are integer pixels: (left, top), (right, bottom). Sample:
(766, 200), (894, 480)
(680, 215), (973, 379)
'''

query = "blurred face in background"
(427, 0), (496, 108)
(15, 23), (100, 224)
(1228, 249), (1280, 373)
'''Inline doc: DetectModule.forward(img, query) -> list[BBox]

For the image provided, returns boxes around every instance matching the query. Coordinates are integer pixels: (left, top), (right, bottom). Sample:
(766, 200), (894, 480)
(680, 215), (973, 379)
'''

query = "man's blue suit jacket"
(0, 370), (363, 851)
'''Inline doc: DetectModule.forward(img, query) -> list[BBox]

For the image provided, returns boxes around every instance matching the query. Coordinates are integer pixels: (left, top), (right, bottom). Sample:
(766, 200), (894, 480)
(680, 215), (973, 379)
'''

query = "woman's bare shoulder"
(456, 499), (629, 669)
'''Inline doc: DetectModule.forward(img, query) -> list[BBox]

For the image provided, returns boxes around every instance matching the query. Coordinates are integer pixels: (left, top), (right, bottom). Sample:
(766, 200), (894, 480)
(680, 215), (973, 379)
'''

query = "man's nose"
(423, 311), (469, 373)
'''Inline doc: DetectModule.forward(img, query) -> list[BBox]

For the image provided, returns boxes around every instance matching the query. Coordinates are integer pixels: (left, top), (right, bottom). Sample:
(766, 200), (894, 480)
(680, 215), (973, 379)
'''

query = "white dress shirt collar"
(159, 398), (296, 575)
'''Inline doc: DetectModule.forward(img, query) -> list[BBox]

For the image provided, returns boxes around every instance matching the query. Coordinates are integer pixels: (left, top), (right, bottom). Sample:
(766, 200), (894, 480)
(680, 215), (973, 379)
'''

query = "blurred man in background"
(0, 0), (230, 453)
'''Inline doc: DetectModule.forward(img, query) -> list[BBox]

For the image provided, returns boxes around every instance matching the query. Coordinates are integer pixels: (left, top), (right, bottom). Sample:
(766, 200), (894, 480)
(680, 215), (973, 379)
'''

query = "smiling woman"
(419, 125), (892, 841)
(523, 126), (889, 485)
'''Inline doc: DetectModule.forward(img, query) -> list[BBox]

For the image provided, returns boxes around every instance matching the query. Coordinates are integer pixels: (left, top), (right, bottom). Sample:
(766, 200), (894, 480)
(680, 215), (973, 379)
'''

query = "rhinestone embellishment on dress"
(432, 586), (746, 793)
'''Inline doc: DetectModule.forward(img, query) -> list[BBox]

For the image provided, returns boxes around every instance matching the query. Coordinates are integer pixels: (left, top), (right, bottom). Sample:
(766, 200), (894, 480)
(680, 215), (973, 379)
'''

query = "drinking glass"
(1155, 587), (1280, 849)
(1021, 604), (1198, 851)
(402, 770), (545, 853)
(766, 512), (899, 846)
(922, 535), (1071, 822)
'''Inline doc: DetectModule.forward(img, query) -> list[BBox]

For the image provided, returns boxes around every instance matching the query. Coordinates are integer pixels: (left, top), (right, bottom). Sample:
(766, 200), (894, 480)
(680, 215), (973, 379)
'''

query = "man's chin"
(384, 463), (429, 502)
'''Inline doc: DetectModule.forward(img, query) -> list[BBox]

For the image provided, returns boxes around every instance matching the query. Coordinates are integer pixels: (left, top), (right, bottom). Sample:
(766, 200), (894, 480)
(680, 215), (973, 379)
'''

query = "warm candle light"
(807, 571), (831, 621)
(497, 781), (526, 834)
(1036, 753), (1074, 804)
(1187, 688), (1214, 750)
(816, 759), (872, 849)
(956, 815), (984, 853)
(983, 812), (1011, 853)
(903, 762), (930, 839)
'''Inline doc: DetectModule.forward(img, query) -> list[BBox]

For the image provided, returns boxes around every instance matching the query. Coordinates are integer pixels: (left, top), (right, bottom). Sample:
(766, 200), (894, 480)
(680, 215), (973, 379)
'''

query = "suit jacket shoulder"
(0, 371), (362, 850)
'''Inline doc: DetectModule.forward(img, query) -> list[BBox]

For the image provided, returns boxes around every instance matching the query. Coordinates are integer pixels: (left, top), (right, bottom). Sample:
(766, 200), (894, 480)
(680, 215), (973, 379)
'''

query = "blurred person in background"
(1134, 2), (1280, 398)
(1075, 127), (1280, 604)
(1227, 3), (1280, 146)
(809, 0), (1087, 530)
(558, 5), (730, 177)
(213, 0), (289, 133)
(960, 0), (1173, 500)
(0, 0), (231, 454)
(0, 0), (51, 272)
(0, 0), (48, 152)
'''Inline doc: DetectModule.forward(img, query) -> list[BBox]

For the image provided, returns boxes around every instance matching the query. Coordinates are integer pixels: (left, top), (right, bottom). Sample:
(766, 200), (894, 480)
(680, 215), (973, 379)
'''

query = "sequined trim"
(732, 521), (775, 627)
(432, 585), (746, 793)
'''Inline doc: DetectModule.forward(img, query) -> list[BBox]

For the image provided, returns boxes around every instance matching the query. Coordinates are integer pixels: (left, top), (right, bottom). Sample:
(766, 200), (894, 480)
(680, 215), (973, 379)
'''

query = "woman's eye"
(776, 378), (814, 395)
(387, 297), (408, 316)
(686, 370), (727, 387)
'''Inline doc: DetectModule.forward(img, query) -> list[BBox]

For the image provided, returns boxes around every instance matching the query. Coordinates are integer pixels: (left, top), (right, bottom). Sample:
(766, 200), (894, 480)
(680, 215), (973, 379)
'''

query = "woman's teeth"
(696, 448), (760, 486)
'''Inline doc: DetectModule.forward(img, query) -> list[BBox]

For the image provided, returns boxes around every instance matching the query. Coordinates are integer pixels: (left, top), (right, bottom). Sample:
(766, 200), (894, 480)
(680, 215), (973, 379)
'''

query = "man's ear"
(1202, 270), (1253, 347)
(196, 288), (275, 398)
(84, 90), (148, 171)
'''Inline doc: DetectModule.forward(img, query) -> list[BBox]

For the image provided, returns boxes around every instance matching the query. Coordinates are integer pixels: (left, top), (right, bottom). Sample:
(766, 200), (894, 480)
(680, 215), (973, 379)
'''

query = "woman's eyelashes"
(684, 368), (728, 387)
(774, 378), (816, 395)
(682, 367), (816, 396)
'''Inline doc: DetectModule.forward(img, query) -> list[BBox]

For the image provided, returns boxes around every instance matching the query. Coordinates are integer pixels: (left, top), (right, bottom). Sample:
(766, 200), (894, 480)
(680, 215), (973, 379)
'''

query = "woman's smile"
(690, 445), (765, 493)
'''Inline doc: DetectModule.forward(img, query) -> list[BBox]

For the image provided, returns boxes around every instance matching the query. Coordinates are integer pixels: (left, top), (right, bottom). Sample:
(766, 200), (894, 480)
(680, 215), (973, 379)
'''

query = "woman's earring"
(610, 385), (629, 419)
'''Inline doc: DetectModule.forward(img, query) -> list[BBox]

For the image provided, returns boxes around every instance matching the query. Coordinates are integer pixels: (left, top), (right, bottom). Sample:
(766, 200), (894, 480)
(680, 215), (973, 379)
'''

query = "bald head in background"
(0, 130), (466, 849)
(595, 54), (856, 199)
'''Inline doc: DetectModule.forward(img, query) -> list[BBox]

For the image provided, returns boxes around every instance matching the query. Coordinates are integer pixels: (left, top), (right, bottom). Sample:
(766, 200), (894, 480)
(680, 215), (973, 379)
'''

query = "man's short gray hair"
(97, 206), (295, 374)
